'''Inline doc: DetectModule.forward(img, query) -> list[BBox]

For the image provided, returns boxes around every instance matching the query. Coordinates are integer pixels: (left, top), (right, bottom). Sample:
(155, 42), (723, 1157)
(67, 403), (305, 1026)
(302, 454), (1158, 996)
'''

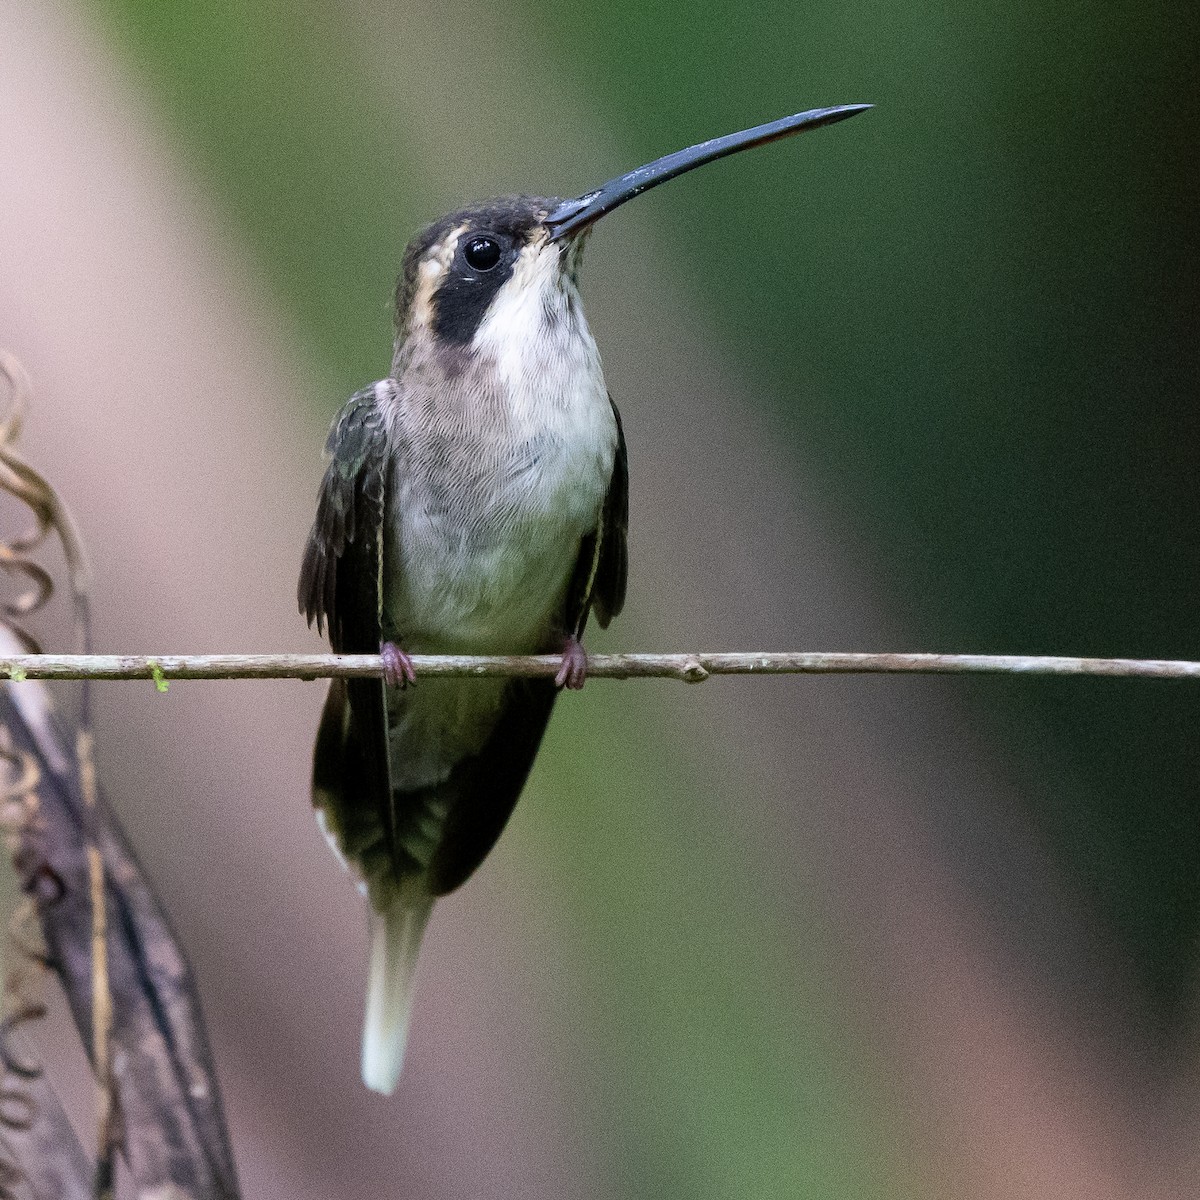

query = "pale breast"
(383, 334), (616, 653)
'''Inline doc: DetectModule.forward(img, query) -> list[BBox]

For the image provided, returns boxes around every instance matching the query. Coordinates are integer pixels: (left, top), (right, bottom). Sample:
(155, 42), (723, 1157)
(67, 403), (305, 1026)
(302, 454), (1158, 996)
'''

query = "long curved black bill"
(545, 103), (873, 241)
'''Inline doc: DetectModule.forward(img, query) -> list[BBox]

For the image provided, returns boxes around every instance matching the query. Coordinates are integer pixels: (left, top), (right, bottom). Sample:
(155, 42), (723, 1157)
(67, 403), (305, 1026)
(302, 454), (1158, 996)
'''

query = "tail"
(361, 892), (434, 1094)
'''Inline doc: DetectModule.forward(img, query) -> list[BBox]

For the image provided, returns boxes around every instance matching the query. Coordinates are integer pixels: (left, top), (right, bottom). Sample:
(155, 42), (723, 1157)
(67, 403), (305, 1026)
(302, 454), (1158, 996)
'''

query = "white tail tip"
(361, 894), (433, 1094)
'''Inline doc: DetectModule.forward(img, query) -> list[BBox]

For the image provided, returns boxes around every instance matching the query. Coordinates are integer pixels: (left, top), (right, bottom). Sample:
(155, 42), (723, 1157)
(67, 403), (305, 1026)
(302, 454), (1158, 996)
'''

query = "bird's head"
(392, 104), (872, 367)
(392, 195), (578, 364)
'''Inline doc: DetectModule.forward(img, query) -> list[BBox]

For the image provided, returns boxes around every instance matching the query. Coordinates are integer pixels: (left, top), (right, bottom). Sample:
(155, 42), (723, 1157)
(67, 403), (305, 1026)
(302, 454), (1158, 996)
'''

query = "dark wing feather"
(298, 385), (395, 855)
(422, 677), (559, 896)
(298, 386), (390, 643)
(565, 396), (629, 635)
(592, 397), (629, 627)
(316, 674), (558, 903)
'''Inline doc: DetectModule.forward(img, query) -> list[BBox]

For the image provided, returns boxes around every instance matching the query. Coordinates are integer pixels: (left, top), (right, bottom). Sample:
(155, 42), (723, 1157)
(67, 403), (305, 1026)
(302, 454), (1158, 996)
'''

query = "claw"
(380, 641), (417, 689)
(555, 634), (588, 691)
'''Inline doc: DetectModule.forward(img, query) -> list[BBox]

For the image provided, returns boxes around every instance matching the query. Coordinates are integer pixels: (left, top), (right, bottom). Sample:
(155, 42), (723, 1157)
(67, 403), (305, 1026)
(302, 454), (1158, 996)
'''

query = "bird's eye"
(463, 236), (502, 271)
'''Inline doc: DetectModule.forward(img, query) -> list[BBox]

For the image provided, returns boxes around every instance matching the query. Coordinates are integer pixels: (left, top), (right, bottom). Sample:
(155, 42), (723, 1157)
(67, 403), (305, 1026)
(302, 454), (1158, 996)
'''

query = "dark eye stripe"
(432, 234), (516, 344)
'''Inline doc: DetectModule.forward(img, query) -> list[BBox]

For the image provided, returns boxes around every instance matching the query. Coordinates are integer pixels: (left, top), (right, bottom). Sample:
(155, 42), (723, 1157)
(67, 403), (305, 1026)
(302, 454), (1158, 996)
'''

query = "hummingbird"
(298, 102), (871, 1094)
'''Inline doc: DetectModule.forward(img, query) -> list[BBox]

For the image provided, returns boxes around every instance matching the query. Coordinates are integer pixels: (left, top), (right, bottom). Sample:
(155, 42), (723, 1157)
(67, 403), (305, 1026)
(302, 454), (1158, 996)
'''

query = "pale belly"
(381, 424), (615, 793)
(391, 506), (586, 651)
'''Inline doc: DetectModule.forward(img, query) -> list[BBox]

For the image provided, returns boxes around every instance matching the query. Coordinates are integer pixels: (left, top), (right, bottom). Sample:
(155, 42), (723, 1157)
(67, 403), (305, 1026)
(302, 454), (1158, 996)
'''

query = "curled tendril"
(0, 1146), (32, 1200)
(0, 764), (44, 1191)
(0, 354), (98, 1193)
(0, 355), (92, 662)
(0, 726), (47, 1193)
(0, 1010), (45, 1085)
(0, 1090), (35, 1136)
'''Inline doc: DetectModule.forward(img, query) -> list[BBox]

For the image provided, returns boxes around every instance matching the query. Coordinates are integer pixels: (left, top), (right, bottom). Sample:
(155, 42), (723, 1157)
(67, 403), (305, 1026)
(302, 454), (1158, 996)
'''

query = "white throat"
(471, 239), (604, 427)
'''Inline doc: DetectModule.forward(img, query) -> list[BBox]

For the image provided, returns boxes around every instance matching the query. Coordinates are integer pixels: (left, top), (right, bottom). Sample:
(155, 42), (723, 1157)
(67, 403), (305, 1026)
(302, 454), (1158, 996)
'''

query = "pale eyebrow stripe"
(410, 222), (467, 331)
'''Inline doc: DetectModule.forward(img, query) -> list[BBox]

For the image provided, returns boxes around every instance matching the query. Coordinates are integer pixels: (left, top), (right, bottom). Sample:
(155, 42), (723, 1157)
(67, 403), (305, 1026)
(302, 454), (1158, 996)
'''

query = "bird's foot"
(380, 641), (417, 689)
(555, 634), (588, 691)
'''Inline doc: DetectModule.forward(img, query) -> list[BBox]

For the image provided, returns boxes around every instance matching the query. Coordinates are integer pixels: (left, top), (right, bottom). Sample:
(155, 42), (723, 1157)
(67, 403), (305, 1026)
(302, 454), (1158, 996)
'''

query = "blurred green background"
(3, 0), (1199, 1195)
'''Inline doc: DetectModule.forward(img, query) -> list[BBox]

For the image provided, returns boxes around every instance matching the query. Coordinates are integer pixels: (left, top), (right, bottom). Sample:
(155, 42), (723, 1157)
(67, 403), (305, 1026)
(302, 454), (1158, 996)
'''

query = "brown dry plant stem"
(1, 670), (241, 1198)
(0, 720), (92, 1198)
(0, 351), (114, 1196)
(0, 354), (240, 1199)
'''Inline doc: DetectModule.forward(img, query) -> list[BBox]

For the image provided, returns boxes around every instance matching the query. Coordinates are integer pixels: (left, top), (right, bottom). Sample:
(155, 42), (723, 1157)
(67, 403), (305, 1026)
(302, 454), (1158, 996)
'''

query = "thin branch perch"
(0, 651), (1198, 683)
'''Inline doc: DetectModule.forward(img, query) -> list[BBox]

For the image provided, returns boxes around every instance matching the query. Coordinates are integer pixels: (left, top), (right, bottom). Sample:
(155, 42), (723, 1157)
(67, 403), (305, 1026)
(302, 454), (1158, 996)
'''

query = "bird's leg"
(380, 641), (417, 689)
(555, 632), (588, 691)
